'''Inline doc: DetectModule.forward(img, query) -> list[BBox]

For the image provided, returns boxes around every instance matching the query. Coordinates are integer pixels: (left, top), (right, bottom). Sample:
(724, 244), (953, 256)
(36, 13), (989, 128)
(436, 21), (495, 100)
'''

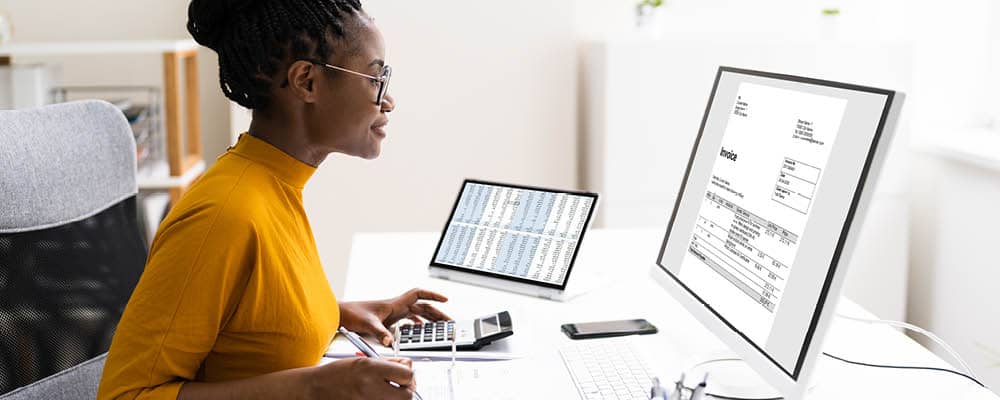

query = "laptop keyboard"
(559, 339), (655, 400)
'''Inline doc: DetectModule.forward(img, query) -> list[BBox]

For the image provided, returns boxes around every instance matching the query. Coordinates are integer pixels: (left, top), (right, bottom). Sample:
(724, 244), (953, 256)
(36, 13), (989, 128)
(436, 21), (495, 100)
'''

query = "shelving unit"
(0, 39), (205, 203)
(53, 86), (165, 173)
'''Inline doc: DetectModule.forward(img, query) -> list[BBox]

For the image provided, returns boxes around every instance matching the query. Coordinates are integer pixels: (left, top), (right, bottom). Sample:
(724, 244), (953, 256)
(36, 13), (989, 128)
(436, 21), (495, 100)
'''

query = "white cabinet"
(580, 37), (912, 320)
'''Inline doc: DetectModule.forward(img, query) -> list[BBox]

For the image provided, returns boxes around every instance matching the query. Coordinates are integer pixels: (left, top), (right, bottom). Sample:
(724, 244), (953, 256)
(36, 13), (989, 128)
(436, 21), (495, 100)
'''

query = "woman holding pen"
(97, 1), (446, 399)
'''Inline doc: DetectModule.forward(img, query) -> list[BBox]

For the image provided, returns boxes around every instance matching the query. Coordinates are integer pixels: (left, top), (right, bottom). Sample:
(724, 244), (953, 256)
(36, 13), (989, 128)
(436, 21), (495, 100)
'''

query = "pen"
(392, 325), (400, 358)
(690, 373), (708, 400)
(338, 327), (424, 400)
(649, 376), (669, 400)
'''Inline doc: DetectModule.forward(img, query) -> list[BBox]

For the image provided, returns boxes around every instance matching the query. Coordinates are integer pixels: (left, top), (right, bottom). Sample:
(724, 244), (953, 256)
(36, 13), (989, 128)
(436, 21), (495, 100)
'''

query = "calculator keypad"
(398, 321), (455, 344)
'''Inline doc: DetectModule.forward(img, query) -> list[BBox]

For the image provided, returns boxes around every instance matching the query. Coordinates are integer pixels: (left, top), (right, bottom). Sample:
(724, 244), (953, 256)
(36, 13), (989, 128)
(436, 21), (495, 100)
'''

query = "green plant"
(638, 0), (665, 8)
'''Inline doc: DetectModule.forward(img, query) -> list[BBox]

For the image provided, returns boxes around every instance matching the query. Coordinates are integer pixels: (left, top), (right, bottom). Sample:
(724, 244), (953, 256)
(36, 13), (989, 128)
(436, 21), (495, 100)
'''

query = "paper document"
(326, 336), (522, 361)
(413, 360), (527, 400)
(315, 358), (529, 399)
(680, 81), (847, 345)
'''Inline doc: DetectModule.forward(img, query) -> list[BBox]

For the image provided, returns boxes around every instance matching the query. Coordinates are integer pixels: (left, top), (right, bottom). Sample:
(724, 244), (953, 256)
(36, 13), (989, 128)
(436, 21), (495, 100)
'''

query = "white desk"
(341, 229), (997, 399)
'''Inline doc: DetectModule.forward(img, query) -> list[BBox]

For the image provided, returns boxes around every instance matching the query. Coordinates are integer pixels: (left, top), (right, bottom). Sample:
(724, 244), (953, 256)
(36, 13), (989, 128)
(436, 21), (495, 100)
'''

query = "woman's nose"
(381, 93), (395, 113)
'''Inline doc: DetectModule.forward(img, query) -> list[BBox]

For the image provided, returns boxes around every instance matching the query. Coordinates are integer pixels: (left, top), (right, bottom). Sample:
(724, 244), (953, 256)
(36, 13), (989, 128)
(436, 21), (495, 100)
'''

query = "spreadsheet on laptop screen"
(433, 181), (596, 287)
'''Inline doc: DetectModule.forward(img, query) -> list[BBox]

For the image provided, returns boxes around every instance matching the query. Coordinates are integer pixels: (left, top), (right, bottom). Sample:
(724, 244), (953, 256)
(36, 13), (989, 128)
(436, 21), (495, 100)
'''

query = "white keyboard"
(559, 339), (655, 400)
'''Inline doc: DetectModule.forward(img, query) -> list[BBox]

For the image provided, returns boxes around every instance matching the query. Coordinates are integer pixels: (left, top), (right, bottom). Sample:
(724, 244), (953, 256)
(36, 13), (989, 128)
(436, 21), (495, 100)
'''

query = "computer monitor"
(650, 67), (903, 399)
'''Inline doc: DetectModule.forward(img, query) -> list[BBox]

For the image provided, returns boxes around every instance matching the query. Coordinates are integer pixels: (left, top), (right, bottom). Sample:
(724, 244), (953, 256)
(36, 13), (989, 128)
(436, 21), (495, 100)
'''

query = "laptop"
(428, 179), (599, 301)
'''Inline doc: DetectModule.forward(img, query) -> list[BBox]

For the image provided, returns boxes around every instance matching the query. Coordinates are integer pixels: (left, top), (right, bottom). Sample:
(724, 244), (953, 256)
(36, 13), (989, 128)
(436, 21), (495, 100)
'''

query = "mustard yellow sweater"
(98, 134), (339, 399)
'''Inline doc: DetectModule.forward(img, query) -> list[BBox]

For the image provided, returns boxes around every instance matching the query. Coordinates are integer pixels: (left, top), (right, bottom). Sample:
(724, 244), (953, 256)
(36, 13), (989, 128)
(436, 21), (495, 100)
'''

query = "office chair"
(0, 100), (146, 399)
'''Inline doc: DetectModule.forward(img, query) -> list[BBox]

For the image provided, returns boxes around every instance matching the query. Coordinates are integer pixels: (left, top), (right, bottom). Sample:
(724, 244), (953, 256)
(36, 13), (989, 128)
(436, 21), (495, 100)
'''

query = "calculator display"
(480, 316), (500, 335)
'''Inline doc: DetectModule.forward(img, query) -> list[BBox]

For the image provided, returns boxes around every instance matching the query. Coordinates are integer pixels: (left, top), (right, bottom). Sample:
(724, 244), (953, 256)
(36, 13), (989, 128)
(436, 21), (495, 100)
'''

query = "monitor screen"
(431, 180), (597, 289)
(656, 68), (895, 379)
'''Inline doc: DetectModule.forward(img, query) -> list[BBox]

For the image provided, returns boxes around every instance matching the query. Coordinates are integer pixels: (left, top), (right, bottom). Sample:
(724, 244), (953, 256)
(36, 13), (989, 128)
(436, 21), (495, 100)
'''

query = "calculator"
(394, 311), (514, 351)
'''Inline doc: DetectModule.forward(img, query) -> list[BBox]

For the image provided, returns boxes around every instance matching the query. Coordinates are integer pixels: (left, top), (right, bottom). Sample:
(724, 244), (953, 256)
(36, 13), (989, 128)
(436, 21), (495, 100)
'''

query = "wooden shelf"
(0, 40), (198, 56)
(137, 159), (205, 190)
(0, 39), (203, 203)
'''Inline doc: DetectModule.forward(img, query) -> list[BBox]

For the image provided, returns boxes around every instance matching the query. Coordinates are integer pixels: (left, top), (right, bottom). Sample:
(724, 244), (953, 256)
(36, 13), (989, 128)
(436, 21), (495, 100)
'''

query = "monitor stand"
(683, 359), (782, 399)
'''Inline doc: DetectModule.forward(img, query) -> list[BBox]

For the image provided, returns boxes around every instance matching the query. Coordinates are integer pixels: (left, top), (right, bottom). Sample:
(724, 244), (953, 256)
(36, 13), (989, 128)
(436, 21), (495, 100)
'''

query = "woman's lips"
(372, 122), (388, 137)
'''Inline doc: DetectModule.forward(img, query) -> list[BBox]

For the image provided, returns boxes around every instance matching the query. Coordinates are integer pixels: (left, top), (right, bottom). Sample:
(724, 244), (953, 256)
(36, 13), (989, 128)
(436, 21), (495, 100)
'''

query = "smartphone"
(560, 319), (658, 340)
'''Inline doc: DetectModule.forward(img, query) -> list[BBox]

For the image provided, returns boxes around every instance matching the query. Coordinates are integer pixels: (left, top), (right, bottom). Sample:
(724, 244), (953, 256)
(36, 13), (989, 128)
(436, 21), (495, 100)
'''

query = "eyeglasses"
(308, 60), (392, 106)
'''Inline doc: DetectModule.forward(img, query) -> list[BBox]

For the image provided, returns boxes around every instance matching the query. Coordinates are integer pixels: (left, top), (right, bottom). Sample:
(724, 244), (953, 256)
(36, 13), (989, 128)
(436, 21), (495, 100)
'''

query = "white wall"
(907, 0), (992, 134)
(573, 0), (910, 42)
(905, 0), (1000, 389)
(909, 153), (1000, 390)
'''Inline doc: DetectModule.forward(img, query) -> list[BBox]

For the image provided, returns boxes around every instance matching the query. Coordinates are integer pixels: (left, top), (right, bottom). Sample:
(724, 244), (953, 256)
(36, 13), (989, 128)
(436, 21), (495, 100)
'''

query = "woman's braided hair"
(187, 0), (363, 109)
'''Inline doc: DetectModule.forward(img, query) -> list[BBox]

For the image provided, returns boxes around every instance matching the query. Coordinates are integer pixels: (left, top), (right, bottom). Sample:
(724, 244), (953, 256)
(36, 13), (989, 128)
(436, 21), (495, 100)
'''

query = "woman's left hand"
(339, 288), (451, 346)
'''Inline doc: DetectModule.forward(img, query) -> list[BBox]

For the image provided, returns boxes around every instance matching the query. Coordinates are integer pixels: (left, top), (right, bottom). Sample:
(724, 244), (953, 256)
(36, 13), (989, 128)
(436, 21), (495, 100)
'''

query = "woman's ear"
(286, 60), (318, 103)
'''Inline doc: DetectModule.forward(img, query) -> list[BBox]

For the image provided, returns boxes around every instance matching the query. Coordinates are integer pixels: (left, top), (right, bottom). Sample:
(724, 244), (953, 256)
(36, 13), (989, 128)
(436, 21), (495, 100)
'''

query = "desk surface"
(343, 229), (996, 399)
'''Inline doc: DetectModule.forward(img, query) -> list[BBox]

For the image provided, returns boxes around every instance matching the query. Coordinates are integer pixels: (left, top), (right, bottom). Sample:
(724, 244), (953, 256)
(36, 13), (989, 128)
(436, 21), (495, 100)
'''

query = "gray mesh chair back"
(0, 100), (147, 399)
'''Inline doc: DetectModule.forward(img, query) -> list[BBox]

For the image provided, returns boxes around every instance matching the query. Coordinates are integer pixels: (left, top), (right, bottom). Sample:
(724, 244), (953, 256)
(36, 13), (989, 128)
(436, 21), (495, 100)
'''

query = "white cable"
(836, 313), (978, 380)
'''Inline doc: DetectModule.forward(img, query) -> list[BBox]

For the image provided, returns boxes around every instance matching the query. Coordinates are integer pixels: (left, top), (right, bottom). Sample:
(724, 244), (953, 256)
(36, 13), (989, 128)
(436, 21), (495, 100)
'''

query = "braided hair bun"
(187, 0), (265, 52)
(186, 0), (364, 109)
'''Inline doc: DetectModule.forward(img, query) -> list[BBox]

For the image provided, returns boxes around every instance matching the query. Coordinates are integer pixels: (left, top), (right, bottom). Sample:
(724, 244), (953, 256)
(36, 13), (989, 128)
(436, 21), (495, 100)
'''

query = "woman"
(97, 1), (447, 399)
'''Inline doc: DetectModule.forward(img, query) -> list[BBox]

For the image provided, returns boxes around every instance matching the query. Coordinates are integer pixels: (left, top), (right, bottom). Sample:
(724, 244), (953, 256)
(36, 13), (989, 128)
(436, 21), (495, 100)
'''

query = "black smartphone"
(560, 319), (658, 340)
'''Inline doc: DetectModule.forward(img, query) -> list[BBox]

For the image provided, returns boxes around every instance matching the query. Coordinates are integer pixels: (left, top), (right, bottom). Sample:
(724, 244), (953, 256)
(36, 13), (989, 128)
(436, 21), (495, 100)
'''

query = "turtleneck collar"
(227, 133), (316, 189)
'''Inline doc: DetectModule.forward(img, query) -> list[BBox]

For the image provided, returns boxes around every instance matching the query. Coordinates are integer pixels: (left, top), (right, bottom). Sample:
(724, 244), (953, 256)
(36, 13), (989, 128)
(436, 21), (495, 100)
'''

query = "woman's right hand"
(307, 357), (416, 400)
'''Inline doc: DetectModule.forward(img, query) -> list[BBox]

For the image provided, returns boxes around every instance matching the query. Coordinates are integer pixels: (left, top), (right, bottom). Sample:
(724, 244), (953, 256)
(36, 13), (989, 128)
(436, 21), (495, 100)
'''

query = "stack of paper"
(413, 360), (528, 400)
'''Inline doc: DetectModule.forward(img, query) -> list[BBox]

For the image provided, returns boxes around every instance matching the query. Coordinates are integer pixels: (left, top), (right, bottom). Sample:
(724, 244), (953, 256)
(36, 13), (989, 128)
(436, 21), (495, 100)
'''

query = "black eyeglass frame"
(306, 59), (392, 106)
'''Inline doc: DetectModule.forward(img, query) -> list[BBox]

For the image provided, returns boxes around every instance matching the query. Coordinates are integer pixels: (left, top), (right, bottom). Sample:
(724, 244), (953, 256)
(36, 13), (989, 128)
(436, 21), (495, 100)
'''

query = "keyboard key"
(559, 340), (654, 400)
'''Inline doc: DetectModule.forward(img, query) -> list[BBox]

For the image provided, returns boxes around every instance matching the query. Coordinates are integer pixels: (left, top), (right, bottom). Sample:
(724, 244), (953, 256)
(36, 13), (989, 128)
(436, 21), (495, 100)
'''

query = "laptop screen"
(430, 180), (598, 290)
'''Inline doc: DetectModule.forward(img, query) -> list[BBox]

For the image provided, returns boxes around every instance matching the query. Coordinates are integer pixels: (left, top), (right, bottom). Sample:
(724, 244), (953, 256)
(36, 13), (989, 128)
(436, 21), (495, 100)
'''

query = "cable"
(822, 351), (985, 388)
(675, 351), (987, 400)
(665, 316), (986, 399)
(835, 313), (977, 379)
